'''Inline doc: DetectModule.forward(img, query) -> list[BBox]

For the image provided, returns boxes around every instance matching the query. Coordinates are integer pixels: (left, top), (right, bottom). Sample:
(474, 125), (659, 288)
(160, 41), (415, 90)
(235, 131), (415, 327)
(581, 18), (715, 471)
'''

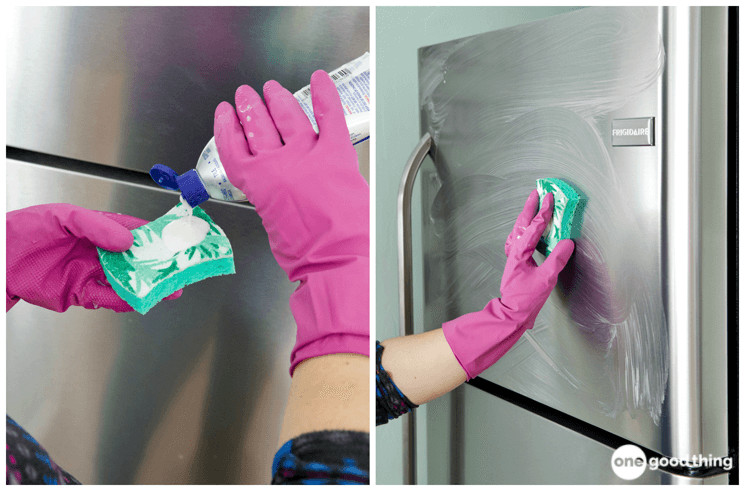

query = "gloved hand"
(442, 190), (575, 379)
(214, 70), (369, 374)
(6, 204), (183, 313)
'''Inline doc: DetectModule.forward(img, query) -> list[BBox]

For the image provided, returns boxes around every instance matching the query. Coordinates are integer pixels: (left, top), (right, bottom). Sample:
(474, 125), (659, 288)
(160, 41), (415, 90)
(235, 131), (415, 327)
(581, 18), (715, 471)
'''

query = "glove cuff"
(442, 298), (529, 379)
(290, 332), (369, 375)
(287, 257), (370, 376)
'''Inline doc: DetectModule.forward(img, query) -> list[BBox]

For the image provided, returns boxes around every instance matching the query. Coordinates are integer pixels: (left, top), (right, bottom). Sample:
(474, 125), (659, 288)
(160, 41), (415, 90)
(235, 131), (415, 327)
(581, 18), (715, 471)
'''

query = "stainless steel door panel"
(697, 6), (731, 462)
(7, 7), (369, 174)
(6, 159), (297, 484)
(417, 7), (670, 453)
(440, 385), (670, 484)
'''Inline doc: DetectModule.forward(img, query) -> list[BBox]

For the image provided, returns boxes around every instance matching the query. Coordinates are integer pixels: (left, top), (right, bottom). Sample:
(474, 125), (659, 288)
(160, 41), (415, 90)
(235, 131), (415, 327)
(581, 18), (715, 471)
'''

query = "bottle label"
(190, 54), (371, 203)
(293, 52), (370, 145)
(197, 138), (247, 202)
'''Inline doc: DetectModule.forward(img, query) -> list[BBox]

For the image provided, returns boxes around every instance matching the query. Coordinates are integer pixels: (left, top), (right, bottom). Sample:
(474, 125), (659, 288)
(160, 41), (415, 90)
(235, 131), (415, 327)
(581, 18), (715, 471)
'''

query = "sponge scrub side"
(98, 203), (235, 314)
(536, 178), (587, 256)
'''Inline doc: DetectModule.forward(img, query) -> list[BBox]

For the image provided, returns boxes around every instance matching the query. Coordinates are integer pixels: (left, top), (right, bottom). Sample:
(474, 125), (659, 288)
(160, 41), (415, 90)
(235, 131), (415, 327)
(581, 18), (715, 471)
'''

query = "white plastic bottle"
(150, 53), (370, 208)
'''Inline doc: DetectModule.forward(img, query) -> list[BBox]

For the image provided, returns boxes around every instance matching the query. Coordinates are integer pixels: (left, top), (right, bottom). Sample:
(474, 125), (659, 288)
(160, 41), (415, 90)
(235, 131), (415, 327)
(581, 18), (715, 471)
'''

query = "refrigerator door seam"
(6, 146), (258, 212)
(467, 376), (734, 479)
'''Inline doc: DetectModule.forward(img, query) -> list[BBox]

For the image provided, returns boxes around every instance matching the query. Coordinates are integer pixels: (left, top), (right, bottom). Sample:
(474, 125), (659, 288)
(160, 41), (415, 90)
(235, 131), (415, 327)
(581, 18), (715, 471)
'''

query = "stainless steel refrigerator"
(398, 6), (736, 484)
(6, 6), (369, 484)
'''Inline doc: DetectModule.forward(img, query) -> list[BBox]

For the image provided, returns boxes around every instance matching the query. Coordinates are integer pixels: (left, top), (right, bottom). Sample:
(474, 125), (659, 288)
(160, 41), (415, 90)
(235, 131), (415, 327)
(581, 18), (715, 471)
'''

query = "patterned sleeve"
(376, 341), (418, 426)
(271, 430), (369, 484)
(9, 418), (370, 486)
(6, 415), (80, 485)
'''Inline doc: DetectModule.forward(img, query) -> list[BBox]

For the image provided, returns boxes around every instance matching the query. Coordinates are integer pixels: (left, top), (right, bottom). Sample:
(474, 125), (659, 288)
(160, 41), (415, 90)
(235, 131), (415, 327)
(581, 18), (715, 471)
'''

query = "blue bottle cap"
(176, 169), (210, 208)
(149, 164), (180, 191)
(150, 164), (210, 208)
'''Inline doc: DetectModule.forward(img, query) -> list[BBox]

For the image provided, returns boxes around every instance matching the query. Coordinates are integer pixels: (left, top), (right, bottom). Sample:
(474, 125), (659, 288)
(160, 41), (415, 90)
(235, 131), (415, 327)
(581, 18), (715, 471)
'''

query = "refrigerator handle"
(396, 132), (433, 485)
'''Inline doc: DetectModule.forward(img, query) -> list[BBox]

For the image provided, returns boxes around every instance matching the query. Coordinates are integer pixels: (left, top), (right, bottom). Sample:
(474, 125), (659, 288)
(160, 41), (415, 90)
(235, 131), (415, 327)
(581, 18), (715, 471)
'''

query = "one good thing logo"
(611, 444), (735, 480)
(611, 445), (647, 480)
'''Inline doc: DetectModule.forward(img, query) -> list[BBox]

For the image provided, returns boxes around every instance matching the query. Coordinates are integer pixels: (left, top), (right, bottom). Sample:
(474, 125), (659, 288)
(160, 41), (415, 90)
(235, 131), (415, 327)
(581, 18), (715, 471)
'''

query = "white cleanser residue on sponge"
(160, 197), (210, 254)
(162, 215), (210, 254)
(98, 200), (235, 314)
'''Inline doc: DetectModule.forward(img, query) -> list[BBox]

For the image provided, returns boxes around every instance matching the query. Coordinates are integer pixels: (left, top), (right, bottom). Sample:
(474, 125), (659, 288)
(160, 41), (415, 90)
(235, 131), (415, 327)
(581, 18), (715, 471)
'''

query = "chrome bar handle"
(663, 6), (704, 460)
(396, 132), (433, 485)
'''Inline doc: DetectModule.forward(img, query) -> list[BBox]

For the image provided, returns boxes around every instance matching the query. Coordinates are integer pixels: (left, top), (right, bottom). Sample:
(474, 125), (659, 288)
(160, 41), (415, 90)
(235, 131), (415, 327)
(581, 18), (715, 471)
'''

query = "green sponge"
(98, 202), (235, 314)
(536, 178), (587, 256)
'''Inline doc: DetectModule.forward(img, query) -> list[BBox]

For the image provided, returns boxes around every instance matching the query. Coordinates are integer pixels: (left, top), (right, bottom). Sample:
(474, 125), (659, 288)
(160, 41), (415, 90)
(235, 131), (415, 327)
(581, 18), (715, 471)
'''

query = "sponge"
(536, 178), (587, 256)
(98, 202), (235, 314)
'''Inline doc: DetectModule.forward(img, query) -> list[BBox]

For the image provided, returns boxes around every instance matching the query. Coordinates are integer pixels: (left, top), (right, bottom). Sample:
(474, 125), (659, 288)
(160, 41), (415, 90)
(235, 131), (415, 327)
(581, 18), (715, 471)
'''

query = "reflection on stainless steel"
(7, 6), (370, 178)
(457, 385), (670, 484)
(6, 6), (369, 485)
(410, 6), (730, 483)
(664, 6), (702, 464)
(420, 5), (667, 451)
(697, 6), (730, 468)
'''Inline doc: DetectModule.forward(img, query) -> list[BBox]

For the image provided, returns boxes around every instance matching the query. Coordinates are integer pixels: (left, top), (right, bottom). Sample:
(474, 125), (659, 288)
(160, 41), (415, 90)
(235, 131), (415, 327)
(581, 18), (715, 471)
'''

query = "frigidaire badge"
(612, 117), (655, 147)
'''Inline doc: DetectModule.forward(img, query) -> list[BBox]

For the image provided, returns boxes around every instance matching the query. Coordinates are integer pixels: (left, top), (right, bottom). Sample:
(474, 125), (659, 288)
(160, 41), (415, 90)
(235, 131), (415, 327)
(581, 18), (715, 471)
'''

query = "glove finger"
(164, 289), (184, 301)
(541, 239), (575, 277)
(81, 280), (134, 312)
(99, 212), (148, 231)
(214, 101), (252, 181)
(235, 84), (283, 155)
(310, 70), (349, 143)
(61, 207), (135, 252)
(263, 80), (316, 146)
(505, 189), (539, 257)
(521, 192), (554, 255)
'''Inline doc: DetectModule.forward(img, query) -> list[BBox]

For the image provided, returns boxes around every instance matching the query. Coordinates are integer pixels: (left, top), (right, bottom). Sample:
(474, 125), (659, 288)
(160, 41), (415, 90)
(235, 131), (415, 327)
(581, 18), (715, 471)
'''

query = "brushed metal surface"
(6, 6), (369, 177)
(662, 6), (730, 464)
(663, 5), (703, 463)
(6, 159), (298, 484)
(453, 385), (670, 484)
(697, 6), (730, 462)
(414, 6), (730, 474)
(417, 6), (668, 456)
(6, 8), (370, 484)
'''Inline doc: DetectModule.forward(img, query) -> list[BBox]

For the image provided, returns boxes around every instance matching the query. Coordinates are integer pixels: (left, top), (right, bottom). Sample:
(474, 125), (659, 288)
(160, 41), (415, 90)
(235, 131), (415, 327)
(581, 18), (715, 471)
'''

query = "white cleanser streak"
(419, 8), (667, 423)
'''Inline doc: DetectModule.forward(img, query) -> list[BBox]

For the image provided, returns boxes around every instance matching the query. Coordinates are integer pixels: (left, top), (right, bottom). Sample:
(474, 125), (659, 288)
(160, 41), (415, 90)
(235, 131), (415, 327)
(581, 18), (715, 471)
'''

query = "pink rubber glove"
(6, 204), (183, 313)
(442, 190), (575, 379)
(214, 71), (369, 374)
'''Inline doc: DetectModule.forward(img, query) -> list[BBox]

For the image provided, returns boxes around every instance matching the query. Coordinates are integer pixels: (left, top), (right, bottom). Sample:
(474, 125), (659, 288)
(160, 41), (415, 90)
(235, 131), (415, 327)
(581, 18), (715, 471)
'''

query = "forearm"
(278, 353), (369, 446)
(379, 329), (467, 406)
(273, 353), (369, 484)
